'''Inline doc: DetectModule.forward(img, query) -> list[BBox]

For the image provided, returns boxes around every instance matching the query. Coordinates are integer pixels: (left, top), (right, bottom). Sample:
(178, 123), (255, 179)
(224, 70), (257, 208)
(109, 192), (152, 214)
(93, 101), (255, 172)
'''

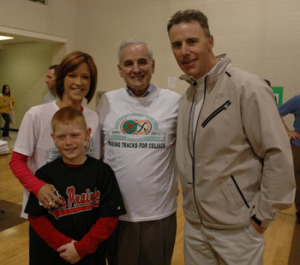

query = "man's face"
(169, 21), (214, 80)
(118, 43), (155, 97)
(45, 68), (56, 91)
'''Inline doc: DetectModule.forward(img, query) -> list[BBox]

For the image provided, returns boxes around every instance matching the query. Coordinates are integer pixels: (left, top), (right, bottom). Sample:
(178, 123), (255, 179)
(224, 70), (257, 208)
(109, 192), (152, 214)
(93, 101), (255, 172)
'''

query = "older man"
(167, 9), (295, 265)
(97, 39), (180, 265)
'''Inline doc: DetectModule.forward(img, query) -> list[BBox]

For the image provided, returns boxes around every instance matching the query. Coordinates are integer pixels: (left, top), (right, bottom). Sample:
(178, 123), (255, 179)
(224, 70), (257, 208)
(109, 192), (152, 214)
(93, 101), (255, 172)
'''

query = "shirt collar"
(126, 84), (156, 97)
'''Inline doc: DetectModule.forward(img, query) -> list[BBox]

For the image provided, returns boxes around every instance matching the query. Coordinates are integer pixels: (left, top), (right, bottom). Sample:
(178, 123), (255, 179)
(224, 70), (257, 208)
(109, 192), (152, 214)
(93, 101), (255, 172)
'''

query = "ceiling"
(0, 33), (40, 47)
(0, 28), (66, 51)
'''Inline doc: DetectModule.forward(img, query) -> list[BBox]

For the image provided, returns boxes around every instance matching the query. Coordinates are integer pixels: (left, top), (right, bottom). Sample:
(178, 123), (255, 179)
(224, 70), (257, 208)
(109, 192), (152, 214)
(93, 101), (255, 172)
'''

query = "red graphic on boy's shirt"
(49, 186), (101, 220)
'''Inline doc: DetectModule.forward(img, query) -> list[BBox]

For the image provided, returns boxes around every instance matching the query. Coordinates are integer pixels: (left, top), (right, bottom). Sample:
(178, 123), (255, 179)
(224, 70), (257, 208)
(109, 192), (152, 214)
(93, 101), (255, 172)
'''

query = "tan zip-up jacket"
(176, 54), (295, 230)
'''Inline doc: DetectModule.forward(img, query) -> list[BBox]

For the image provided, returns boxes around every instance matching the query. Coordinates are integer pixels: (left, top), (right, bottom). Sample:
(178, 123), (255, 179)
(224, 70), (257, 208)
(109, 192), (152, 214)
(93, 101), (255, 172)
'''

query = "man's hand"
(288, 130), (300, 141)
(37, 184), (64, 209)
(58, 241), (81, 264)
(250, 218), (266, 234)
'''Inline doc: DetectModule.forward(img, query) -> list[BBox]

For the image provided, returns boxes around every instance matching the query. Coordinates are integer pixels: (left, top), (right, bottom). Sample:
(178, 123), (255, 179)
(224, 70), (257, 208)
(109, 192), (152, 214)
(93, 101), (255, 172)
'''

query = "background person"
(97, 39), (180, 265)
(167, 9), (295, 265)
(279, 95), (300, 223)
(43, 64), (59, 104)
(25, 106), (125, 265)
(0, 84), (16, 139)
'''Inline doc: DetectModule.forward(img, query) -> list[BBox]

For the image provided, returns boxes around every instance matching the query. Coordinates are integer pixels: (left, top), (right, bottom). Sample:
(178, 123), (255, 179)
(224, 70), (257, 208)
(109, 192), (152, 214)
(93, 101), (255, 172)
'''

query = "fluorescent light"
(0, 35), (14, 41)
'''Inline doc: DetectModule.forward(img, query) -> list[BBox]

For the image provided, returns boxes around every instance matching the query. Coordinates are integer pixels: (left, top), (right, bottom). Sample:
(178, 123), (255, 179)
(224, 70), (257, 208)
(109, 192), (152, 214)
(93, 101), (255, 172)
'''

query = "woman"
(0, 84), (16, 139)
(9, 51), (100, 216)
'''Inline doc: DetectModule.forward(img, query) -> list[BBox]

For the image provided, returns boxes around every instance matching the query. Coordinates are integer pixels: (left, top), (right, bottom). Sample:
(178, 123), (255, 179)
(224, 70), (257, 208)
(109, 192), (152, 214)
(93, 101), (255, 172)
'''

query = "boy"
(25, 106), (126, 265)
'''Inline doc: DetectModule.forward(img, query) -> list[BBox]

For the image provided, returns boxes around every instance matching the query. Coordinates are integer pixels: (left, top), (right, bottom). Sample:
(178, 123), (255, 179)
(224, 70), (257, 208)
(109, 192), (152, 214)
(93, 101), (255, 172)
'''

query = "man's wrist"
(251, 215), (262, 226)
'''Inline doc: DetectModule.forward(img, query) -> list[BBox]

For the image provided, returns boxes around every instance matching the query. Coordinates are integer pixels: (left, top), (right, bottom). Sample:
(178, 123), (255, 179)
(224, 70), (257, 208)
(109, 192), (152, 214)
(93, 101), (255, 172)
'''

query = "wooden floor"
(0, 135), (297, 265)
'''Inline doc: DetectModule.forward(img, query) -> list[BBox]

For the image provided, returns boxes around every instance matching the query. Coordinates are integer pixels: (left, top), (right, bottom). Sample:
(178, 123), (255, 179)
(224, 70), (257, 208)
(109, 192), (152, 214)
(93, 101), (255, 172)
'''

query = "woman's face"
(63, 62), (91, 103)
(5, 86), (10, 94)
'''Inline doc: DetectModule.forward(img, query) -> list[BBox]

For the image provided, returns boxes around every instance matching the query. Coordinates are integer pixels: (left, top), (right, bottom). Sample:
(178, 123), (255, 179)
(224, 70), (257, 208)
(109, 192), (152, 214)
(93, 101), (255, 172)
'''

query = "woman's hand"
(37, 183), (65, 209)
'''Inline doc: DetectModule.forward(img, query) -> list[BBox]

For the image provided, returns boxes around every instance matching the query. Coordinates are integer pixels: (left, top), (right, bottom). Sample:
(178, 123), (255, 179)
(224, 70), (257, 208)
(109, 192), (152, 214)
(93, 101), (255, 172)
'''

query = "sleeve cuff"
(74, 241), (87, 258)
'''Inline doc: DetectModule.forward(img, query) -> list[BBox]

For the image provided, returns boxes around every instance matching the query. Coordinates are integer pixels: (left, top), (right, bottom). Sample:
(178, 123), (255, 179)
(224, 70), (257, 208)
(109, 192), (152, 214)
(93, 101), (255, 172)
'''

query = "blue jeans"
(1, 113), (10, 137)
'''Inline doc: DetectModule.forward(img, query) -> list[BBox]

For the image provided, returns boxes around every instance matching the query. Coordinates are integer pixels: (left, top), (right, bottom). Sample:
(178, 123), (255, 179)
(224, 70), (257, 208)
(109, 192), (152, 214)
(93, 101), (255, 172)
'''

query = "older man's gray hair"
(118, 39), (154, 65)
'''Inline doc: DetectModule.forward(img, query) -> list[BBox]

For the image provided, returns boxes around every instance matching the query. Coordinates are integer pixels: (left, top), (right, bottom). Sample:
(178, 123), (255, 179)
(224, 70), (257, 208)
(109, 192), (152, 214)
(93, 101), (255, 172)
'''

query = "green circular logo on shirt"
(122, 120), (137, 134)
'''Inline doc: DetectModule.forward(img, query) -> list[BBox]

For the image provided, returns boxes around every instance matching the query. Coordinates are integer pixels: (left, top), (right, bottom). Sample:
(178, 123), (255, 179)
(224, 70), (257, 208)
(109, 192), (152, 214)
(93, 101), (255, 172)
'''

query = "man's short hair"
(167, 9), (211, 37)
(48, 64), (59, 73)
(52, 106), (87, 132)
(118, 39), (153, 64)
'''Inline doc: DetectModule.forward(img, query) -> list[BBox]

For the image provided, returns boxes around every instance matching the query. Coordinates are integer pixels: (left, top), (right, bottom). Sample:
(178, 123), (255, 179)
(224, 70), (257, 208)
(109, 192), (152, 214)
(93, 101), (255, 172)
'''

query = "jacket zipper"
(191, 77), (208, 224)
(201, 100), (231, 128)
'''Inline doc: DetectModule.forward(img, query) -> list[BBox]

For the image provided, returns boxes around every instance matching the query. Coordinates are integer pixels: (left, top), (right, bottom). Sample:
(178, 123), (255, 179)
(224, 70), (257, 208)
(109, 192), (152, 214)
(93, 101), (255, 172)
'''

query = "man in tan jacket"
(168, 9), (295, 265)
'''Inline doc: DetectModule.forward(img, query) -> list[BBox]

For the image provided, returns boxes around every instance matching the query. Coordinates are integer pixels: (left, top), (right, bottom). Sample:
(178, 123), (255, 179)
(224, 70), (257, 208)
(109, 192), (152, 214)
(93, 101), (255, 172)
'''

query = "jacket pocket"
(201, 100), (231, 128)
(230, 175), (250, 209)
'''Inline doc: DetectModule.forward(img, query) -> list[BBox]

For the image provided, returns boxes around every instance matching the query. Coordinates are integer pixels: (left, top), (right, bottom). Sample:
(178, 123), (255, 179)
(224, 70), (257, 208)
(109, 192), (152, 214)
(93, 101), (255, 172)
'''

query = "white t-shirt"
(97, 85), (180, 222)
(14, 101), (100, 217)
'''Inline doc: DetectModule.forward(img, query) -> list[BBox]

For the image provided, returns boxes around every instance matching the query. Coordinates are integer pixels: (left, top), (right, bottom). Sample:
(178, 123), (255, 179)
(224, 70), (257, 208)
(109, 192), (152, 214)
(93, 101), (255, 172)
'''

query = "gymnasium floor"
(0, 131), (298, 265)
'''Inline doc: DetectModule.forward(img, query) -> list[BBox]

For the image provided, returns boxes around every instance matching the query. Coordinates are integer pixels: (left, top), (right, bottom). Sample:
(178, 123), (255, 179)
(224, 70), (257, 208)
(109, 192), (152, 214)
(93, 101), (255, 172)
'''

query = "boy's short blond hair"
(52, 106), (87, 132)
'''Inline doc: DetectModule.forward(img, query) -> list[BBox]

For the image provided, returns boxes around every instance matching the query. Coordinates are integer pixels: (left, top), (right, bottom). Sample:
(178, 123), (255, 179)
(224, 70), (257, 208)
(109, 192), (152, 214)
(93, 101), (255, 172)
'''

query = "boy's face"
(52, 121), (91, 164)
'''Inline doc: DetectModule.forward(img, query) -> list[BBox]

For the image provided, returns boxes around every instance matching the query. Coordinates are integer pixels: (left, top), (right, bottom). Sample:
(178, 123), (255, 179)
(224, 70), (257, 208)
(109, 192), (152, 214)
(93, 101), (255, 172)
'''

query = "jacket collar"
(179, 54), (231, 91)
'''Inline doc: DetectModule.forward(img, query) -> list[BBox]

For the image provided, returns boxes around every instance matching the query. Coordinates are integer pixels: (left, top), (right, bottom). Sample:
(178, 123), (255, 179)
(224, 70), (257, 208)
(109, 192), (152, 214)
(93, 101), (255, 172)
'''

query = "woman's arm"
(10, 151), (64, 208)
(10, 151), (45, 195)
